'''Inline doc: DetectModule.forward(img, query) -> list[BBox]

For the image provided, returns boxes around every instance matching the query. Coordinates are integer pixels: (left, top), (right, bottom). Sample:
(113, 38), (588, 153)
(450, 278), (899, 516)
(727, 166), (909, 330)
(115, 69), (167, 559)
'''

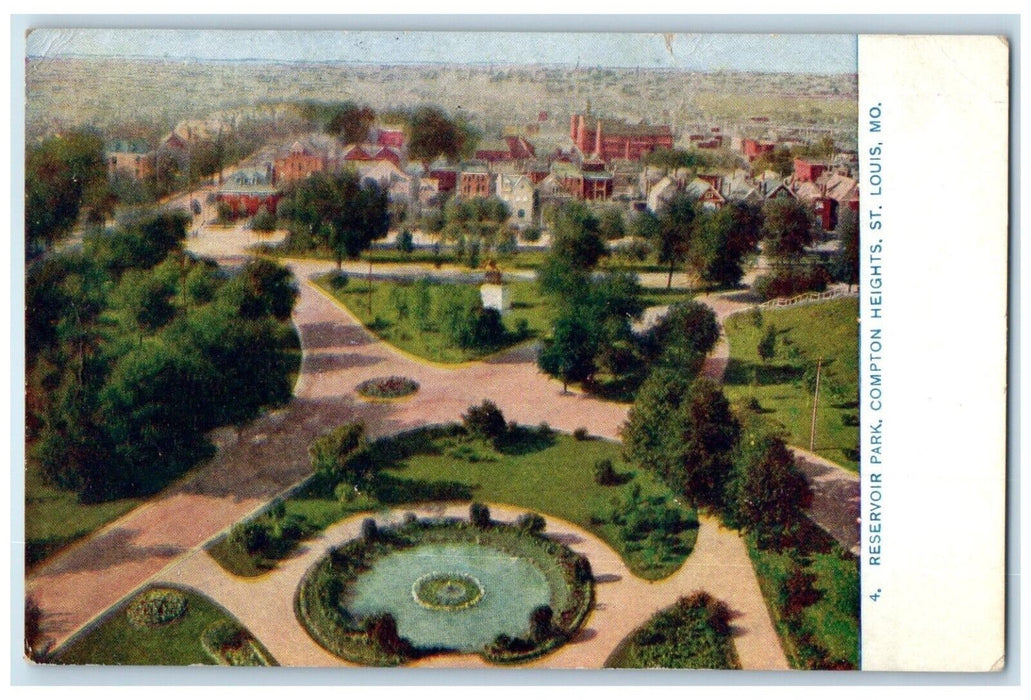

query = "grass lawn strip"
(53, 585), (276, 666)
(745, 529), (859, 670)
(723, 297), (859, 470)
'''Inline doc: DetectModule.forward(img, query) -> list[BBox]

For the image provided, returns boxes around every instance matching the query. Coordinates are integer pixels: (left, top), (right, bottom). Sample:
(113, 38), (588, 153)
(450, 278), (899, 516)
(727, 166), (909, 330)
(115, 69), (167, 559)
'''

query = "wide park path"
(27, 229), (789, 669)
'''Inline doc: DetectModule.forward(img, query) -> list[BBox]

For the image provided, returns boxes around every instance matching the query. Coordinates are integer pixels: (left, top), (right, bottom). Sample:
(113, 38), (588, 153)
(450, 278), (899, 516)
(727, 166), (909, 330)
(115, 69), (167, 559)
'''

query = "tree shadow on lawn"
(493, 425), (557, 456)
(723, 359), (804, 386)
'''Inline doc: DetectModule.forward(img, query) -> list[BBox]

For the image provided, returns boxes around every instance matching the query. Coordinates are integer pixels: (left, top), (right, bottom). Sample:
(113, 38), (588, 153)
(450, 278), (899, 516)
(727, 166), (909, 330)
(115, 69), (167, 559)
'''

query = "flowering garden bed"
(355, 376), (420, 400)
(126, 588), (188, 628)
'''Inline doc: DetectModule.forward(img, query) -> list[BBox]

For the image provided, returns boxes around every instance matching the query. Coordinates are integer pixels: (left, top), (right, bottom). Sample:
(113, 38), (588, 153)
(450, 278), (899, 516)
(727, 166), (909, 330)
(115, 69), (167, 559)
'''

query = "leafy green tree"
(537, 312), (598, 393)
(462, 400), (507, 441)
(598, 207), (626, 240)
(645, 301), (720, 375)
(549, 201), (607, 271)
(396, 229), (414, 254)
(654, 194), (698, 289)
(689, 202), (762, 287)
(84, 210), (190, 277)
(831, 207), (860, 291)
(113, 268), (177, 341)
(761, 198), (816, 264)
(643, 147), (708, 172)
(326, 102), (376, 144)
(278, 171), (390, 268)
(309, 422), (369, 482)
(25, 130), (111, 252)
(623, 374), (740, 507)
(730, 432), (813, 546)
(752, 146), (794, 177)
(408, 106), (476, 163)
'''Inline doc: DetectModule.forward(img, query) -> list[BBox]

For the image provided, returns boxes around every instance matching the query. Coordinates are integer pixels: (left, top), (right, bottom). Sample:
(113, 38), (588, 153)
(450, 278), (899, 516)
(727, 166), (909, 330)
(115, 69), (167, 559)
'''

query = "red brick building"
(569, 113), (673, 161)
(743, 139), (776, 161)
(793, 158), (828, 182)
(275, 141), (328, 184)
(459, 166), (494, 198)
(429, 168), (458, 193)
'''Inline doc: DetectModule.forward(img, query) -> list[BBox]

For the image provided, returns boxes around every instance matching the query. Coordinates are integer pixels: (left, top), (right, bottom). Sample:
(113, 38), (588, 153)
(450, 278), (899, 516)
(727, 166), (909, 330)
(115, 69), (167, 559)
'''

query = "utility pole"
(809, 357), (823, 452)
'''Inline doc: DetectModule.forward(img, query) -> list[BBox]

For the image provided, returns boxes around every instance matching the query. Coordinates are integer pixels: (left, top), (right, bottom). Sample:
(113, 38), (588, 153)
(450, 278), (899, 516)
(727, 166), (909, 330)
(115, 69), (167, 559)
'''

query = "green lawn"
(315, 274), (553, 363)
(723, 298), (859, 470)
(605, 594), (741, 669)
(25, 461), (142, 569)
(53, 585), (276, 666)
(210, 428), (698, 581)
(746, 530), (859, 670)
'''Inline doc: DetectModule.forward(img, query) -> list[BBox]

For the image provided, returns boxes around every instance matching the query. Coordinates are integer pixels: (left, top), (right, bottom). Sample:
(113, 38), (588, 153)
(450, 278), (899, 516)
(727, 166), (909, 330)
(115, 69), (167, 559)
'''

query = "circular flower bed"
(125, 588), (188, 629)
(412, 572), (485, 611)
(356, 376), (420, 400)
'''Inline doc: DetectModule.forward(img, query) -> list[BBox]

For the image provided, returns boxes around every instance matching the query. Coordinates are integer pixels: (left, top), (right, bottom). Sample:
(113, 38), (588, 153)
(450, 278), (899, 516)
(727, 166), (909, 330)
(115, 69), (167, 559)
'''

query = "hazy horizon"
(26, 30), (858, 74)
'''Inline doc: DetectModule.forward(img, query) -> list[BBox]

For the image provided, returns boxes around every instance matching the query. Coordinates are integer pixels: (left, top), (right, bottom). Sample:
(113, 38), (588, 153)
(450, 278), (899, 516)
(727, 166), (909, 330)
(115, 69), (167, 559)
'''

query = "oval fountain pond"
(346, 542), (552, 652)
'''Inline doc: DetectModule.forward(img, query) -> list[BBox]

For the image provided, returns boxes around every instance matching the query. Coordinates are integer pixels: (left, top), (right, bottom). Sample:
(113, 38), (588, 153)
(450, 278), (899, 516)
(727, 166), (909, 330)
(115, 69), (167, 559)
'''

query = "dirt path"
(160, 503), (787, 670)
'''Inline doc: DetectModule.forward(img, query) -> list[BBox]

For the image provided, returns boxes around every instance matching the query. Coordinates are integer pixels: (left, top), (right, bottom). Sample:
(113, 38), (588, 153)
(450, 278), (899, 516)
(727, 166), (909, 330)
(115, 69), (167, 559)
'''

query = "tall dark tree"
(761, 198), (816, 264)
(25, 130), (111, 252)
(623, 375), (740, 508)
(326, 102), (376, 144)
(407, 106), (475, 163)
(645, 300), (720, 374)
(537, 313), (598, 393)
(549, 201), (607, 271)
(279, 171), (391, 268)
(654, 193), (698, 289)
(730, 431), (813, 546)
(831, 207), (860, 291)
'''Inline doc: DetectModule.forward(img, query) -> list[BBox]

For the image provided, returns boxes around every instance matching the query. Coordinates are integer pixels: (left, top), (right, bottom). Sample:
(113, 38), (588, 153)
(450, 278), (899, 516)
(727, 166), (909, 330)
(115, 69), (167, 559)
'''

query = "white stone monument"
(480, 261), (511, 314)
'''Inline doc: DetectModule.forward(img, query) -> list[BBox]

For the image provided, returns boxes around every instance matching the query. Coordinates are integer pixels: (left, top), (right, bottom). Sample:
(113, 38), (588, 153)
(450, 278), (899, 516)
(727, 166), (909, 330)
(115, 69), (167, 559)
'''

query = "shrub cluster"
(125, 588), (188, 629)
(355, 376), (420, 399)
(753, 265), (830, 301)
(201, 620), (272, 666)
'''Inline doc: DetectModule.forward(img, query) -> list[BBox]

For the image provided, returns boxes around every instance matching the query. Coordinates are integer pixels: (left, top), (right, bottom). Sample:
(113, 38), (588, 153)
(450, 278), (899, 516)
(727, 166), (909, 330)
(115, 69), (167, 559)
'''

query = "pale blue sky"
(26, 29), (857, 73)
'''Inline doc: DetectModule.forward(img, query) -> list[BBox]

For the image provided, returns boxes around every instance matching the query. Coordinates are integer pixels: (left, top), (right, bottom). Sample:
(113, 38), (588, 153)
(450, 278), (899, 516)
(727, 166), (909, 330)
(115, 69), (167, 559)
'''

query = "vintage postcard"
(17, 27), (1009, 675)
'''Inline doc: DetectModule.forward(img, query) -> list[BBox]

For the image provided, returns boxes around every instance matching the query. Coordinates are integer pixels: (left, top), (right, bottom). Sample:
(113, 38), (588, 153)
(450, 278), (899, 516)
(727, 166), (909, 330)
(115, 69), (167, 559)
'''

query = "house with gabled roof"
(495, 173), (537, 228)
(106, 138), (155, 180)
